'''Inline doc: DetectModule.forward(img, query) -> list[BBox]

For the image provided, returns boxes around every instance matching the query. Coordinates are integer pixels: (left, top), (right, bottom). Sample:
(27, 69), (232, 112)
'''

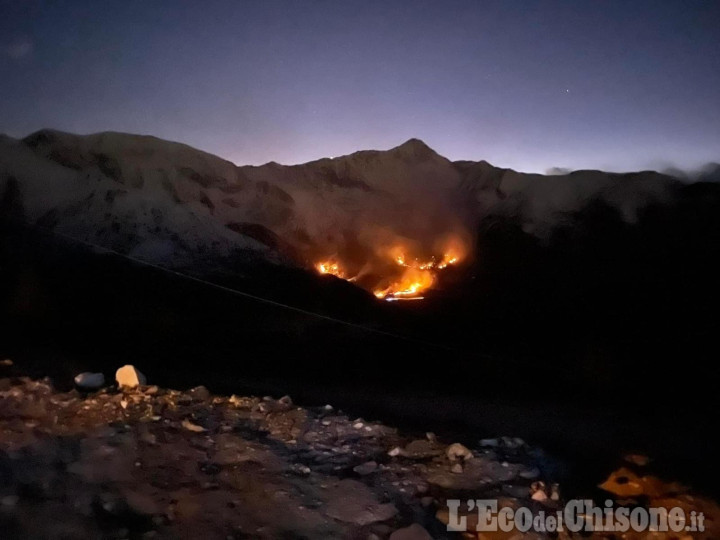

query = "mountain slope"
(0, 129), (684, 285)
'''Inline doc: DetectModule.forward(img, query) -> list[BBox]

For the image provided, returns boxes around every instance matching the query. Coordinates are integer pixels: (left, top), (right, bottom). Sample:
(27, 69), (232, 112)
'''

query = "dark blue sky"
(2, 0), (719, 172)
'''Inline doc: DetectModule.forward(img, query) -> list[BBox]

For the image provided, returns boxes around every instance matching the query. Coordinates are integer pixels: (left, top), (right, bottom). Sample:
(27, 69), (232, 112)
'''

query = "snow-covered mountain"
(0, 129), (680, 277)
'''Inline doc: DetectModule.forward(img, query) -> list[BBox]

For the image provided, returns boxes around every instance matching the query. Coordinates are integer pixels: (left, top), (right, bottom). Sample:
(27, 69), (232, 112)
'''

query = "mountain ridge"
(0, 128), (697, 292)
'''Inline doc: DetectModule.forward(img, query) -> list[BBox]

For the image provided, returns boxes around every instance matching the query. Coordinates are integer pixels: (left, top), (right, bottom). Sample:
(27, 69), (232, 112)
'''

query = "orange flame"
(315, 260), (346, 279)
(315, 234), (468, 300)
(373, 266), (436, 299)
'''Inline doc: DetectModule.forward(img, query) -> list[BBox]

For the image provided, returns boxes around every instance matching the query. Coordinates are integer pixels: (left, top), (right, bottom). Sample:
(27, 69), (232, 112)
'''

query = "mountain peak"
(389, 138), (438, 160)
(397, 138), (431, 150)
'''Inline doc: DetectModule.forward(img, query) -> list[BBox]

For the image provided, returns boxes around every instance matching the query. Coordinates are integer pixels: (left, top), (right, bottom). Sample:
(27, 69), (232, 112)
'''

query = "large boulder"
(73, 372), (105, 390)
(115, 365), (147, 388)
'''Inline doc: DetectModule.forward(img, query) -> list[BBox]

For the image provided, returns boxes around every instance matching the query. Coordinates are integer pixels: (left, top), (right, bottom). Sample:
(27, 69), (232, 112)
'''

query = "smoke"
(661, 162), (720, 183)
(545, 167), (573, 176)
(269, 148), (476, 296)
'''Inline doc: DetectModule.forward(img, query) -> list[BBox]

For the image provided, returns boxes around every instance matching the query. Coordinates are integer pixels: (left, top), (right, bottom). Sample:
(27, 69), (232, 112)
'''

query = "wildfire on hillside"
(314, 235), (467, 301)
(315, 261), (347, 279)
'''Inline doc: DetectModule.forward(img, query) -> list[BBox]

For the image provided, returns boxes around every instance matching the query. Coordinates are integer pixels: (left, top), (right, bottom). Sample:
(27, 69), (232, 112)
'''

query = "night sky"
(1, 0), (719, 173)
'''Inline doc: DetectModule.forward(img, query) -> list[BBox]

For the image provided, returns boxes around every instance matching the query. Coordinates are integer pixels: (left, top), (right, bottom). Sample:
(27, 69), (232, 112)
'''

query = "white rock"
(182, 419), (206, 432)
(531, 481), (548, 502)
(115, 365), (147, 388)
(74, 372), (105, 390)
(446, 443), (473, 461)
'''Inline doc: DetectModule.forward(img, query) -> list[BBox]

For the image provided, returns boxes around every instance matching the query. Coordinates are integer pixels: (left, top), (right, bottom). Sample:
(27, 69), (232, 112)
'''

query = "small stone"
(500, 436), (525, 448)
(187, 386), (210, 401)
(388, 447), (403, 457)
(74, 372), (105, 390)
(115, 365), (147, 388)
(451, 463), (464, 474)
(278, 395), (293, 406)
(530, 481), (547, 501)
(323, 404), (333, 411)
(291, 464), (311, 476)
(389, 524), (433, 540)
(182, 419), (207, 432)
(479, 438), (499, 447)
(447, 443), (473, 461)
(353, 422), (364, 429)
(0, 359), (13, 366)
(353, 461), (378, 476)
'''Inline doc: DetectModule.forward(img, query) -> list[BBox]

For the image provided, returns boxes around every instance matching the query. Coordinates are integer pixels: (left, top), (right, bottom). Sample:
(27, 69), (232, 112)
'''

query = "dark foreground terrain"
(1, 367), (718, 539)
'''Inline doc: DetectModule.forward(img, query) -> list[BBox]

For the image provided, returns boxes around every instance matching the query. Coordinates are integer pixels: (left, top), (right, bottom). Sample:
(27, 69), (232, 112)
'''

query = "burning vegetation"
(314, 234), (467, 301)
(316, 261), (348, 280)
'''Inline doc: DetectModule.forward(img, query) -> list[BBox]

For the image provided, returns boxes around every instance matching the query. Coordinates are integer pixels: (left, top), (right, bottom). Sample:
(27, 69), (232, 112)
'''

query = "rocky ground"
(0, 360), (717, 540)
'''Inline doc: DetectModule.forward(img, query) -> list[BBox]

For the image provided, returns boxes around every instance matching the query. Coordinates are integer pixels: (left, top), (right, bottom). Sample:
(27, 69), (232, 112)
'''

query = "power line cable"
(16, 220), (466, 354)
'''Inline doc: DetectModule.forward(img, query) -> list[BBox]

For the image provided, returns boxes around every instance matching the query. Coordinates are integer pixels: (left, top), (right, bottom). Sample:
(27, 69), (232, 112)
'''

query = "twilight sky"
(1, 0), (719, 173)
